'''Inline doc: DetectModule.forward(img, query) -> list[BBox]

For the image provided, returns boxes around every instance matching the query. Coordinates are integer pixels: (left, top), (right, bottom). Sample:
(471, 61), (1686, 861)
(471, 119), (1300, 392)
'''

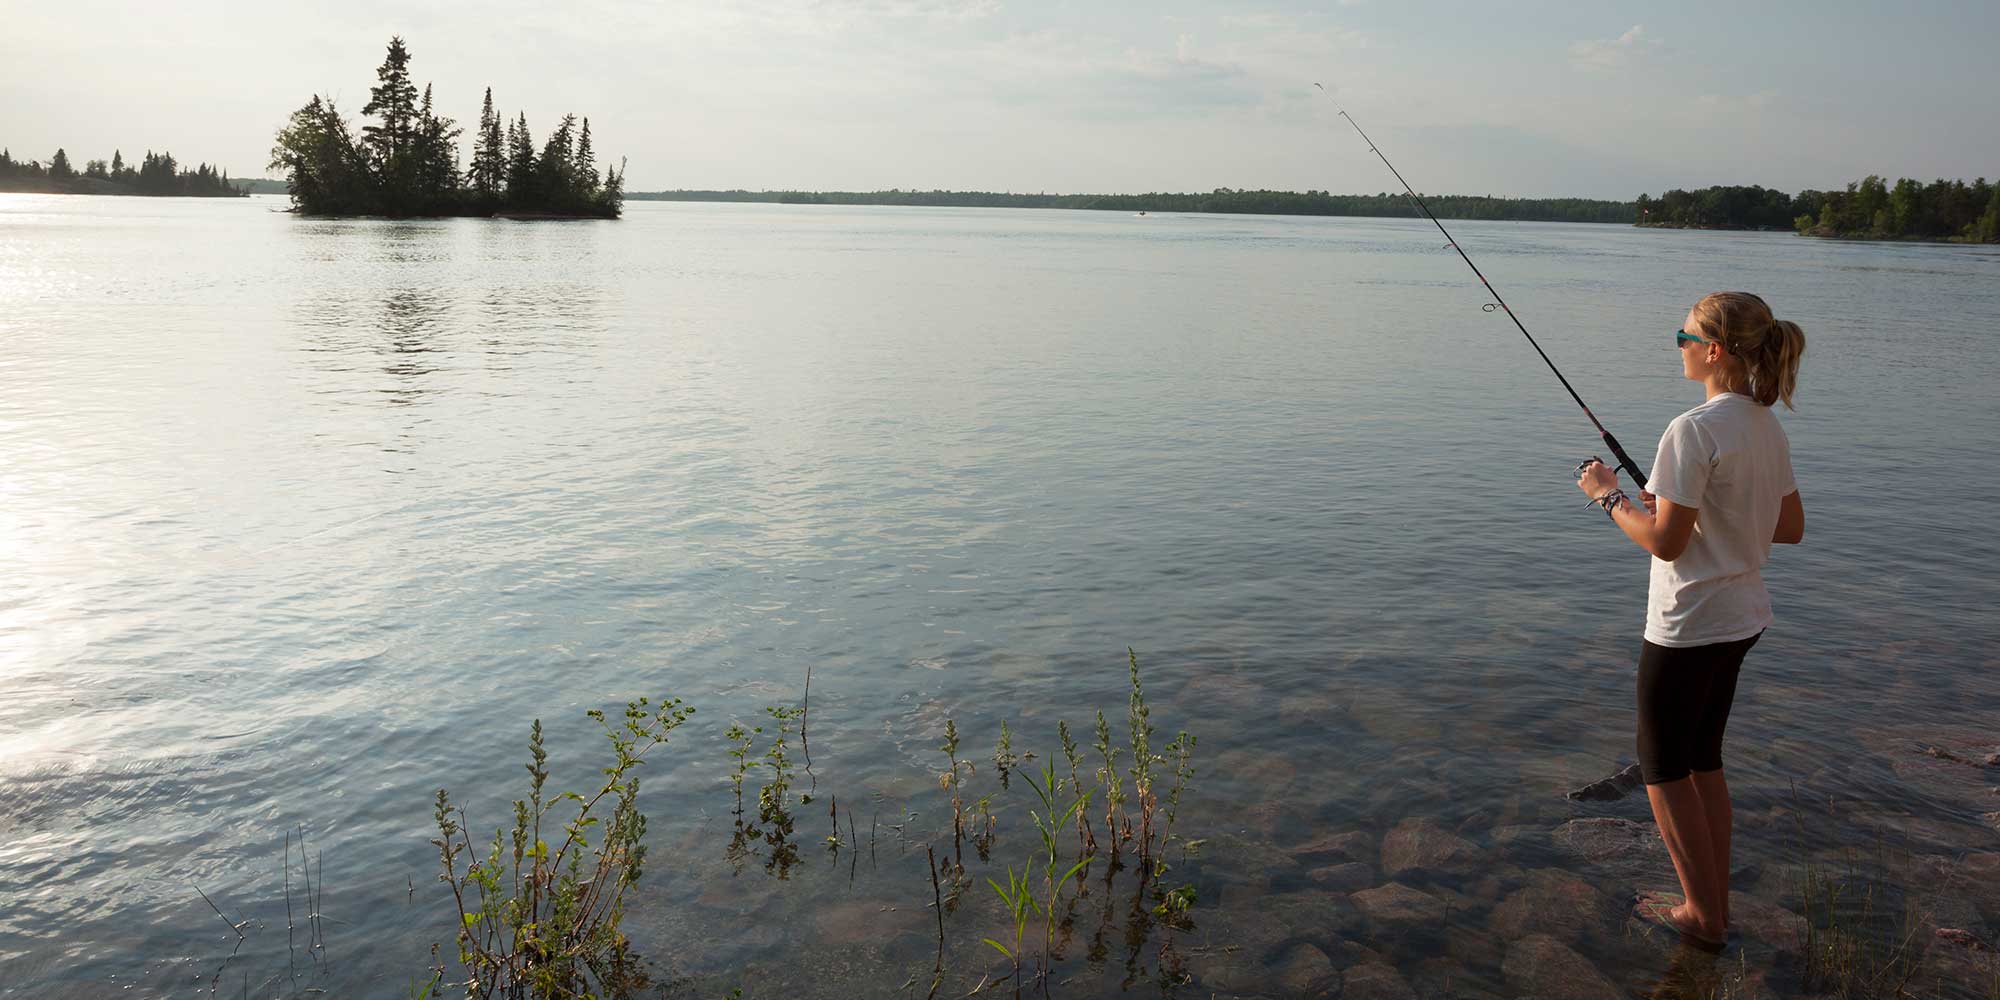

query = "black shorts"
(1636, 632), (1761, 785)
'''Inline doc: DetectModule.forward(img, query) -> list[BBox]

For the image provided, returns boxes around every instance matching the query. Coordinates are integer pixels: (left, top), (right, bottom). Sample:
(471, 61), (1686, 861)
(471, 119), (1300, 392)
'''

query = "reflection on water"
(1, 194), (1997, 997)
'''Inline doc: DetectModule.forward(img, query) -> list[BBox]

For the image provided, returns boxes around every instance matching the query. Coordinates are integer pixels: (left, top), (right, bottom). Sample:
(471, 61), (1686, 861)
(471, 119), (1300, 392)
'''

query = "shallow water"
(2, 194), (1998, 997)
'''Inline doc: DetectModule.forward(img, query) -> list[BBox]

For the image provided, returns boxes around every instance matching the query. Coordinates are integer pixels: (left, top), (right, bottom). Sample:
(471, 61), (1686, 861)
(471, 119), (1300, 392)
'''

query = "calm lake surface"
(3, 194), (1997, 997)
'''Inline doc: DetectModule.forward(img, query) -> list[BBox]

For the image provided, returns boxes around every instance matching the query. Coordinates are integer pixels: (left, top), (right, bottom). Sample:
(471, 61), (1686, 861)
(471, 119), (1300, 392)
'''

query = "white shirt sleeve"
(1648, 416), (1713, 508)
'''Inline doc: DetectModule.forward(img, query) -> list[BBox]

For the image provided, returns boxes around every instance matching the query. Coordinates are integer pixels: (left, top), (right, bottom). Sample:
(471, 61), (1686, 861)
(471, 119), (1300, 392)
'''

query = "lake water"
(3, 194), (1998, 998)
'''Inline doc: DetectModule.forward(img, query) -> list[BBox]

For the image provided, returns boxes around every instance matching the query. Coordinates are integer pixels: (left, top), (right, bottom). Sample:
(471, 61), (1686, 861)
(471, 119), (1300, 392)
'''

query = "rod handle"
(1602, 431), (1648, 491)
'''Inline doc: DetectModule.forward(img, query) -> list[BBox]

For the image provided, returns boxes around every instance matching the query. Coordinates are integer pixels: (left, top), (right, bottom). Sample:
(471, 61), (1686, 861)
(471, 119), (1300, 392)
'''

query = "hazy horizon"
(5, 1), (1997, 200)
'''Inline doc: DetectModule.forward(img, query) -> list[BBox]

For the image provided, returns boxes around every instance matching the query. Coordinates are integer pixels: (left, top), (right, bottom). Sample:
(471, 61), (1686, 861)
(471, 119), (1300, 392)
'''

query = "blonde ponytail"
(1688, 292), (1807, 409)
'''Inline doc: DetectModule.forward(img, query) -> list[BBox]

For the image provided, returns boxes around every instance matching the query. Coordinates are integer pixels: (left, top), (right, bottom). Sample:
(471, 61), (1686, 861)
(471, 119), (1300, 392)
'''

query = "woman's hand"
(1638, 491), (1658, 514)
(1576, 459), (1619, 499)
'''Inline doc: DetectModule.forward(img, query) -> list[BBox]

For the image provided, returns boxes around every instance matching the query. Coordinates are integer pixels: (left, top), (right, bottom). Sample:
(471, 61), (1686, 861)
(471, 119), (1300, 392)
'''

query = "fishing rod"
(1313, 84), (1649, 490)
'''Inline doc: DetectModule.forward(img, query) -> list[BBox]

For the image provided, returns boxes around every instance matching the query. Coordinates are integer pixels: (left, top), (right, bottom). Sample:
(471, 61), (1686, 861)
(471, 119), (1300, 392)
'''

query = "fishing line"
(1313, 84), (1649, 489)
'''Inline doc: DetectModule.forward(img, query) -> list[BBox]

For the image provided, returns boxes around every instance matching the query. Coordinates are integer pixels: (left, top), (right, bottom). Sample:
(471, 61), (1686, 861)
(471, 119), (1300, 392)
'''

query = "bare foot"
(1636, 891), (1726, 948)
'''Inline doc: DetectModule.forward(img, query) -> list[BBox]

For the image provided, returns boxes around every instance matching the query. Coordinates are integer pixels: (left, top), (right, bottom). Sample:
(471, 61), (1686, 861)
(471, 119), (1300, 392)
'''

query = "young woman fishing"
(1575, 291), (1807, 948)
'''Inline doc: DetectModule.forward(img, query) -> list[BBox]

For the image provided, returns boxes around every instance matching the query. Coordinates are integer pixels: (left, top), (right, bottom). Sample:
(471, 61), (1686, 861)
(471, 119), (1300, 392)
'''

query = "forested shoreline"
(0, 148), (244, 197)
(269, 37), (622, 219)
(634, 188), (1636, 223)
(1637, 177), (2000, 243)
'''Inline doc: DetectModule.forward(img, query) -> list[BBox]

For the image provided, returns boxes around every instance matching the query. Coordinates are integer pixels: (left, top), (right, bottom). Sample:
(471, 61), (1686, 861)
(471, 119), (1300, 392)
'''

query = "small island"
(269, 37), (623, 219)
(1637, 178), (2000, 243)
(633, 187), (1640, 223)
(0, 147), (244, 197)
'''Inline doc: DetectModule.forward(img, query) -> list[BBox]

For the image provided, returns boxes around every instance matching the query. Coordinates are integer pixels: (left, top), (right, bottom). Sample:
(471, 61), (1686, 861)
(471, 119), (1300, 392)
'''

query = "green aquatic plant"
(983, 862), (1038, 1000)
(1125, 649), (1157, 864)
(974, 793), (998, 861)
(940, 719), (972, 870)
(1151, 884), (1197, 928)
(1092, 710), (1124, 852)
(430, 696), (693, 999)
(1023, 756), (1093, 983)
(994, 719), (1019, 788)
(749, 705), (803, 877)
(1057, 719), (1095, 855)
(723, 721), (759, 814)
(1155, 730), (1196, 875)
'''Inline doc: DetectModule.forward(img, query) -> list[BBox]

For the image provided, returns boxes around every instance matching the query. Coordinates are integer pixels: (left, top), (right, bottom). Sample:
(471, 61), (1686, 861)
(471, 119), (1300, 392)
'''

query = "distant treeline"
(1638, 177), (2000, 243)
(632, 188), (1637, 223)
(0, 147), (244, 197)
(270, 37), (623, 219)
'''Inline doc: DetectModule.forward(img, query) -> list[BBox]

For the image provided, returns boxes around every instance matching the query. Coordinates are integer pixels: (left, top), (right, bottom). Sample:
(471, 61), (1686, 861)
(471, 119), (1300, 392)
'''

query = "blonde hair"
(1687, 291), (1806, 409)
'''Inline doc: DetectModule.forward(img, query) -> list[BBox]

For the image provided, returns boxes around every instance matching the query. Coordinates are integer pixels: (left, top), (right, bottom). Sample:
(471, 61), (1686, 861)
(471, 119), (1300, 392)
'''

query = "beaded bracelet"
(1584, 488), (1627, 520)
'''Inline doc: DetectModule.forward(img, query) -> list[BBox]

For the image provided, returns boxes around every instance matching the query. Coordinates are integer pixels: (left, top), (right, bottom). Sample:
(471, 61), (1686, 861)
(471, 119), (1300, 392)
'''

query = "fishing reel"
(1573, 456), (1604, 481)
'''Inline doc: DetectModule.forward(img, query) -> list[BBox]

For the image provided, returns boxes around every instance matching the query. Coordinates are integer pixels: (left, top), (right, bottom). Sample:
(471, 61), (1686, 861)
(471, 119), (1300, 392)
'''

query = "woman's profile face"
(1680, 307), (1715, 382)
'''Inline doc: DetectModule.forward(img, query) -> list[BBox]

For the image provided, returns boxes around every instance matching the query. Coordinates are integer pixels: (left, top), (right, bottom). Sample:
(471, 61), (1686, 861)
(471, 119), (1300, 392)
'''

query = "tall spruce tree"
(506, 113), (537, 205)
(575, 118), (598, 195)
(469, 86), (504, 200)
(361, 37), (420, 183)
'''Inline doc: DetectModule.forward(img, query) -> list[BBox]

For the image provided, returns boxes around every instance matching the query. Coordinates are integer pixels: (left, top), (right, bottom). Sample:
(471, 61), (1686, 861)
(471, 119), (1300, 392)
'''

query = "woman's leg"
(1689, 768), (1731, 927)
(1636, 640), (1728, 942)
(1644, 777), (1727, 941)
(1685, 633), (1755, 930)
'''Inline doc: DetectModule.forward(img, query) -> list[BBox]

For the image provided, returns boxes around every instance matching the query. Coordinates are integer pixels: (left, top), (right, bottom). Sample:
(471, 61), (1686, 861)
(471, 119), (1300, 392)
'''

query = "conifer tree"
(361, 37), (420, 173)
(50, 148), (73, 179)
(575, 118), (598, 196)
(469, 86), (504, 199)
(506, 112), (537, 205)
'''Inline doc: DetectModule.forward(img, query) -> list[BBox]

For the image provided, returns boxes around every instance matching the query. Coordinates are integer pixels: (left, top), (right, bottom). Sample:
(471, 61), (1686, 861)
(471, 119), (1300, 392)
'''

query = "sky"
(3, 0), (1996, 199)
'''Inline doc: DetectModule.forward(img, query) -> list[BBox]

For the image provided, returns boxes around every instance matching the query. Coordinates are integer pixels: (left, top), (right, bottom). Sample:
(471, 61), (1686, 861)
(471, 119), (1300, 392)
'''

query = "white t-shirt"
(1643, 392), (1797, 647)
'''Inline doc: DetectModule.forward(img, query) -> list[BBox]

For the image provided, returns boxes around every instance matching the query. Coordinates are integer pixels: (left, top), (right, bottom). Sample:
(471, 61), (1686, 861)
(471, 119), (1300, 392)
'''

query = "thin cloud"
(1568, 24), (1654, 71)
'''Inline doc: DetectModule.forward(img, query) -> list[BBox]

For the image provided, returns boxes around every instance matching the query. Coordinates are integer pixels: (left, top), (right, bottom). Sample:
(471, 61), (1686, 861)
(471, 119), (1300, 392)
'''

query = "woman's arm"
(1577, 461), (1699, 561)
(1773, 490), (1804, 544)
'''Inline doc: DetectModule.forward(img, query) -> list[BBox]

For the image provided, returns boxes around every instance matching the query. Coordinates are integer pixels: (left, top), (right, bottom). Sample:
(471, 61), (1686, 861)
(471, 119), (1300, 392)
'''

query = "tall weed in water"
(723, 721), (757, 814)
(430, 696), (693, 999)
(1124, 649), (1157, 867)
(983, 864), (1037, 999)
(1797, 853), (1922, 999)
(994, 720), (1018, 789)
(1023, 758), (1093, 981)
(1057, 720), (1095, 855)
(940, 719), (973, 872)
(1155, 730), (1195, 875)
(1092, 711), (1123, 853)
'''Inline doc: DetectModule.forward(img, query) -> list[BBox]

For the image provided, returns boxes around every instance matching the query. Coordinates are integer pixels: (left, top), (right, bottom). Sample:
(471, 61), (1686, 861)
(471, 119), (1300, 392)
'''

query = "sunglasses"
(1675, 329), (1708, 348)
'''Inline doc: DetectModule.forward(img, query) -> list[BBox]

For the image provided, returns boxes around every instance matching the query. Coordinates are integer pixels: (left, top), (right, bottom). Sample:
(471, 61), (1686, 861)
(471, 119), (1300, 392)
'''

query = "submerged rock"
(1552, 816), (1665, 864)
(1307, 861), (1377, 893)
(1500, 934), (1623, 1000)
(1565, 762), (1643, 802)
(1341, 961), (1419, 1000)
(1293, 829), (1376, 864)
(1923, 926), (2000, 994)
(1351, 882), (1448, 928)
(1273, 942), (1340, 997)
(1725, 891), (1806, 952)
(1487, 869), (1623, 943)
(1270, 891), (1365, 946)
(1380, 817), (1484, 876)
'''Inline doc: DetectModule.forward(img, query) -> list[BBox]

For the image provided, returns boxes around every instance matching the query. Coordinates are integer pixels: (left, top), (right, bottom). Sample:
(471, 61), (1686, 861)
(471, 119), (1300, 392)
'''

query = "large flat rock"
(1488, 869), (1623, 944)
(1352, 882), (1448, 928)
(1500, 934), (1623, 1000)
(1381, 817), (1485, 876)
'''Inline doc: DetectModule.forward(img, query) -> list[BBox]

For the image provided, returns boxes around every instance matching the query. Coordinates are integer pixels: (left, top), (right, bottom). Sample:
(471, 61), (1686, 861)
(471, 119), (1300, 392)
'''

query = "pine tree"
(469, 86), (504, 199)
(539, 114), (577, 207)
(50, 148), (73, 179)
(361, 37), (420, 176)
(505, 113), (537, 206)
(575, 118), (598, 196)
